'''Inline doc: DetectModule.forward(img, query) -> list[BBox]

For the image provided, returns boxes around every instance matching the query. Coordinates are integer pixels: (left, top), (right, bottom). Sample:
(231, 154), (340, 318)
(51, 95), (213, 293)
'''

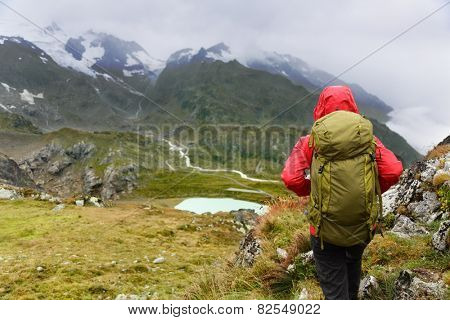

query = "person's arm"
(281, 135), (313, 197)
(374, 137), (403, 193)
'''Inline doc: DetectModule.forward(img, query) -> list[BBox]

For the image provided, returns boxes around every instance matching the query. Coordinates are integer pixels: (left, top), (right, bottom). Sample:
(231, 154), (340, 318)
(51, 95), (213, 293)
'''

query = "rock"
(420, 159), (438, 182)
(101, 164), (137, 200)
(234, 230), (262, 267)
(390, 215), (429, 238)
(411, 277), (445, 299)
(65, 141), (95, 160)
(19, 143), (62, 176)
(39, 193), (52, 201)
(394, 270), (414, 299)
(358, 275), (379, 299)
(382, 186), (399, 216)
(115, 293), (147, 300)
(394, 269), (445, 299)
(407, 191), (441, 222)
(438, 135), (450, 146)
(75, 199), (84, 207)
(47, 157), (73, 175)
(396, 170), (422, 207)
(426, 211), (443, 225)
(0, 153), (36, 188)
(38, 193), (60, 203)
(298, 288), (309, 300)
(231, 209), (259, 232)
(52, 204), (65, 211)
(276, 248), (288, 260)
(36, 266), (44, 272)
(0, 188), (18, 200)
(88, 197), (103, 207)
(153, 257), (165, 264)
(432, 220), (450, 251)
(83, 168), (102, 194)
(49, 196), (61, 203)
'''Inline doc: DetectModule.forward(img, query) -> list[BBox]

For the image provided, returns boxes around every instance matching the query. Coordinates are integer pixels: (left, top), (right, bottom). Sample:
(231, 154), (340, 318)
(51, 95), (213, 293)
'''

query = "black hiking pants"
(310, 235), (367, 300)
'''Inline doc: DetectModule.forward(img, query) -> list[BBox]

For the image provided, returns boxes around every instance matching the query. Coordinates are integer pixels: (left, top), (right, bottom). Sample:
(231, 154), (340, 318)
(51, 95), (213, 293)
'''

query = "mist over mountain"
(0, 23), (421, 165)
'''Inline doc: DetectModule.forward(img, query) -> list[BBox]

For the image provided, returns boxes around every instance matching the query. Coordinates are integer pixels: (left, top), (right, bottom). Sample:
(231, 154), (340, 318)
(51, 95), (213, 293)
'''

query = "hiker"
(281, 86), (403, 300)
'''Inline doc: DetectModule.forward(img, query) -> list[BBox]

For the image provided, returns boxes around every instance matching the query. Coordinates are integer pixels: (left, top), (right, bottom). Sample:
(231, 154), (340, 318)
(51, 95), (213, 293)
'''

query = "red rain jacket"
(281, 86), (403, 235)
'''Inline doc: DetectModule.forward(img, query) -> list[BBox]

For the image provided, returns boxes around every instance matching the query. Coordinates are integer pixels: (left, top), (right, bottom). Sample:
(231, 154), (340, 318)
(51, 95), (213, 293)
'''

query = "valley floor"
(0, 199), (242, 299)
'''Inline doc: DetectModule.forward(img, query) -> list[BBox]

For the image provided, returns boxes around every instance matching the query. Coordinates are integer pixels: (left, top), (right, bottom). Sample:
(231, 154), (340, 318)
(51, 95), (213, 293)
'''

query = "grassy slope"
(186, 198), (450, 300)
(152, 61), (420, 166)
(0, 127), (287, 202)
(0, 199), (242, 299)
(152, 61), (316, 125)
(0, 112), (41, 134)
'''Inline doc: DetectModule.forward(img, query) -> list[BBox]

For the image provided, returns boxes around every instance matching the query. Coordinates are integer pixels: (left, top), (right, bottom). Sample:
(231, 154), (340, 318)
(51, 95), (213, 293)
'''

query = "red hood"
(313, 86), (359, 121)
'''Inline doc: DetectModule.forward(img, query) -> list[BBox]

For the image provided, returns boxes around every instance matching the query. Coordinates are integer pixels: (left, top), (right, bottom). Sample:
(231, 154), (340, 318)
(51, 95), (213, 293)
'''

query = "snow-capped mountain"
(243, 51), (394, 116)
(166, 43), (393, 119)
(167, 42), (235, 67)
(65, 31), (165, 79)
(0, 21), (164, 80)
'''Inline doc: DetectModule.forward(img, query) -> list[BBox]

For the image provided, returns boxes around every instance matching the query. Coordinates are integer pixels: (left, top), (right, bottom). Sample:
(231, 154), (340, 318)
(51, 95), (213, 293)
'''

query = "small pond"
(174, 197), (268, 215)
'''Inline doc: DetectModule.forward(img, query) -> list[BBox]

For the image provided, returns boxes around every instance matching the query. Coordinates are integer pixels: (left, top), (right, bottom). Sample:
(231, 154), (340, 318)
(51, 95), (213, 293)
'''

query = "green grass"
(134, 169), (288, 202)
(0, 199), (242, 299)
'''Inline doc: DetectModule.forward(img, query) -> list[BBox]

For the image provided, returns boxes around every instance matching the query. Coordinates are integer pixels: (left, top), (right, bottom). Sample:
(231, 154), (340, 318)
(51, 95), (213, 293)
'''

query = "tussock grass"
(426, 144), (450, 160)
(188, 196), (450, 300)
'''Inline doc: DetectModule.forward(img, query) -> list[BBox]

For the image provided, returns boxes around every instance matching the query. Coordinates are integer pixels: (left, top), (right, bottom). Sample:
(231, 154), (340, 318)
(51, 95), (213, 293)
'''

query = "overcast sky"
(1, 0), (449, 153)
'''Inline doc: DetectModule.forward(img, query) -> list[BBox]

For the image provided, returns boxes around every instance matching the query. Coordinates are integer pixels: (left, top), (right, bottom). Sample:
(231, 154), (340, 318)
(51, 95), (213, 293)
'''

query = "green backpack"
(308, 110), (382, 247)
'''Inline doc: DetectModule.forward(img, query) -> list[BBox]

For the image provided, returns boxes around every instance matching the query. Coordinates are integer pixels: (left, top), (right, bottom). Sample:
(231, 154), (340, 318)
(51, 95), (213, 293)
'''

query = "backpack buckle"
(318, 165), (324, 174)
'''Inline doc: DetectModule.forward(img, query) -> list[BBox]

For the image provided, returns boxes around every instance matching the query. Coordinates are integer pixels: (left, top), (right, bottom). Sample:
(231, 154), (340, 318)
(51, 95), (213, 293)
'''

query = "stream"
(164, 140), (280, 183)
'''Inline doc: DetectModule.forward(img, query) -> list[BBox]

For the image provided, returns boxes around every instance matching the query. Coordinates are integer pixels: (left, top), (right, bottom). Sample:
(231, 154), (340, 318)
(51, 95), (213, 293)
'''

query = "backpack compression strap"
(372, 153), (384, 237)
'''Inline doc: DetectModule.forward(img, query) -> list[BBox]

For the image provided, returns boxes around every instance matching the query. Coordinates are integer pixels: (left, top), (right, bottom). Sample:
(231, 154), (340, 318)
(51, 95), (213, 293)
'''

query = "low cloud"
(0, 0), (449, 150)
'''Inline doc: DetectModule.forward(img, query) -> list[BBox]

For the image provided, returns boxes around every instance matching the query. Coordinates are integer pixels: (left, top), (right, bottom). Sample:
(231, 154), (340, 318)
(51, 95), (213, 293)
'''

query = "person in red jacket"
(281, 86), (403, 299)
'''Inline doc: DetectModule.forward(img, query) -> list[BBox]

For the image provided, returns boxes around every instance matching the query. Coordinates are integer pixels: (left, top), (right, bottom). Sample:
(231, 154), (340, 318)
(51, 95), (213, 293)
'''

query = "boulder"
(47, 157), (73, 175)
(432, 220), (450, 251)
(396, 168), (422, 207)
(88, 196), (103, 207)
(0, 188), (18, 200)
(101, 164), (137, 200)
(390, 215), (429, 238)
(420, 159), (439, 182)
(231, 209), (259, 232)
(394, 269), (445, 299)
(394, 270), (415, 299)
(83, 168), (102, 194)
(234, 230), (261, 267)
(407, 191), (441, 222)
(358, 275), (379, 299)
(0, 153), (36, 188)
(19, 143), (62, 176)
(75, 199), (84, 207)
(65, 141), (95, 160)
(382, 186), (399, 216)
